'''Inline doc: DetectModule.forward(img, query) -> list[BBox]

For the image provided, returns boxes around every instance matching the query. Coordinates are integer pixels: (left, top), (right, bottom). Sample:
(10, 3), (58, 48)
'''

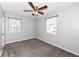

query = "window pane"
(8, 18), (21, 32)
(46, 16), (57, 35)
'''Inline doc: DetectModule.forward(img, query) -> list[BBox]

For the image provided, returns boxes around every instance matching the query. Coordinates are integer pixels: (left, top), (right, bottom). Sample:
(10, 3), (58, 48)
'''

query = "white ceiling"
(0, 2), (78, 19)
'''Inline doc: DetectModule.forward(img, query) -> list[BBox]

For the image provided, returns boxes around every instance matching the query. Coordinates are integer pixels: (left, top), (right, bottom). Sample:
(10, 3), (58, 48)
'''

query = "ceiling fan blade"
(38, 11), (44, 15)
(38, 5), (47, 10)
(28, 2), (35, 10)
(24, 10), (32, 12)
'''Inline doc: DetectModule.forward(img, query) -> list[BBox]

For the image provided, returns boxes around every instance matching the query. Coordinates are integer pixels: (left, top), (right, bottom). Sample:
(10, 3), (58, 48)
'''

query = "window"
(8, 17), (21, 32)
(46, 16), (57, 35)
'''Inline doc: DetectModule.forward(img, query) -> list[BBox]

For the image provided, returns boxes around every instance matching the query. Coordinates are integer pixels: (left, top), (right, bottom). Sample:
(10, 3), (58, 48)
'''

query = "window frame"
(45, 15), (58, 35)
(8, 17), (22, 33)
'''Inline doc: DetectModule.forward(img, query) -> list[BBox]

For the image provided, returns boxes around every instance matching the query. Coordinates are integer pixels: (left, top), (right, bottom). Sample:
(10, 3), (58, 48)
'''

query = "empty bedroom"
(0, 1), (79, 57)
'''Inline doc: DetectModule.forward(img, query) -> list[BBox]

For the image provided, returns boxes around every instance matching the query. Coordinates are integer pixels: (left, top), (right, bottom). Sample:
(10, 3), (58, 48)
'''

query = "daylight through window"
(46, 16), (57, 35)
(8, 18), (21, 32)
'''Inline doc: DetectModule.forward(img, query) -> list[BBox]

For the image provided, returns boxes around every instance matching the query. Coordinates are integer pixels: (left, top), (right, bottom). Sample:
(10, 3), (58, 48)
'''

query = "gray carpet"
(1, 38), (78, 57)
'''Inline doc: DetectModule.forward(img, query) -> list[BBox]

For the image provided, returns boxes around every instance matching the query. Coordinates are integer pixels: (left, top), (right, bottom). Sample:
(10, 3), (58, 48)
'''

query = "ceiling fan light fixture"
(32, 10), (38, 16)
(32, 10), (35, 14)
(35, 11), (38, 15)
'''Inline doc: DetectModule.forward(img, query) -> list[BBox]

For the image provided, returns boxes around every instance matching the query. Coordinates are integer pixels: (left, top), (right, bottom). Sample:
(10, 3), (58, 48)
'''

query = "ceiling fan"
(24, 2), (48, 16)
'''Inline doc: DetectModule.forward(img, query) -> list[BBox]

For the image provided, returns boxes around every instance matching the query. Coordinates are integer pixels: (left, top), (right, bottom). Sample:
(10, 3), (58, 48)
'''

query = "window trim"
(8, 17), (22, 33)
(46, 15), (58, 35)
(45, 15), (58, 20)
(8, 17), (22, 20)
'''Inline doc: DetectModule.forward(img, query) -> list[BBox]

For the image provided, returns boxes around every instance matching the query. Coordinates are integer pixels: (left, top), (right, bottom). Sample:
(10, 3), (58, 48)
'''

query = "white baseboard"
(37, 37), (79, 56)
(5, 37), (35, 44)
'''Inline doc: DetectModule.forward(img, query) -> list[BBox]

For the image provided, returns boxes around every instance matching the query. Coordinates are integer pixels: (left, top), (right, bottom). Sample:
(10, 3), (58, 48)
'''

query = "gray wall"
(5, 13), (36, 43)
(37, 4), (79, 55)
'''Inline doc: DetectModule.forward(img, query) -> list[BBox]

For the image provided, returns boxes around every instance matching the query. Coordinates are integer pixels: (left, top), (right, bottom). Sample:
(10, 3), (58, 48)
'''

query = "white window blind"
(46, 16), (57, 35)
(8, 18), (21, 32)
